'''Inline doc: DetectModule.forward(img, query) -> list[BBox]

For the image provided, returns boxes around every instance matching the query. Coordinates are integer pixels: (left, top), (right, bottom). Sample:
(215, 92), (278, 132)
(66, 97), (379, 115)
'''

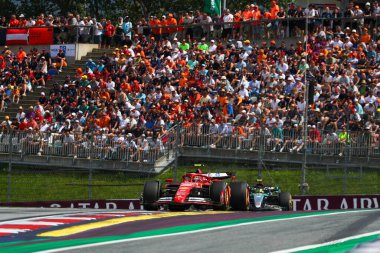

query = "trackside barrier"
(1, 195), (379, 211)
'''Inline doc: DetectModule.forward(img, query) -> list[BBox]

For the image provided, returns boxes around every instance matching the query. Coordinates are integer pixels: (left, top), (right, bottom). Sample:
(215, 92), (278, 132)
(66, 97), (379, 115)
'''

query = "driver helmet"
(193, 176), (202, 182)
(255, 178), (264, 188)
(195, 169), (203, 174)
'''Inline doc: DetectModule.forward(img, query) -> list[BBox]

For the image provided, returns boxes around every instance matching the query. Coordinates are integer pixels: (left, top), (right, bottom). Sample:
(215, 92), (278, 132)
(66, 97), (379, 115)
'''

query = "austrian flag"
(6, 29), (28, 45)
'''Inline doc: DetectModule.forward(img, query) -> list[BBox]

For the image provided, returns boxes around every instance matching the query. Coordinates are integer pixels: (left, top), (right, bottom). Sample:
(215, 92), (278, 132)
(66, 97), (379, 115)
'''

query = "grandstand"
(0, 3), (379, 174)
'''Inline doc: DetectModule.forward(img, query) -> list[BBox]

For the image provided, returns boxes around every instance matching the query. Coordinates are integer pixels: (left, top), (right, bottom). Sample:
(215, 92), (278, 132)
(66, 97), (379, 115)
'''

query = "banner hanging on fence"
(6, 29), (28, 45)
(203, 0), (221, 16)
(28, 27), (53, 45)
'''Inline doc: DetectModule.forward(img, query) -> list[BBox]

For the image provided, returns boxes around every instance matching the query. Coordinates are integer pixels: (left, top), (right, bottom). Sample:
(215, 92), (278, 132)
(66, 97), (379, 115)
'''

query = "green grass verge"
(0, 164), (378, 202)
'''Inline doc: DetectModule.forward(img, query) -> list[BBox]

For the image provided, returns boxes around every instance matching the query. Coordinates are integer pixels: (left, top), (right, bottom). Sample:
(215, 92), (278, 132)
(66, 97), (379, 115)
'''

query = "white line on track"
(35, 217), (97, 221)
(7, 221), (64, 226)
(0, 228), (30, 233)
(38, 209), (380, 253)
(271, 230), (380, 253)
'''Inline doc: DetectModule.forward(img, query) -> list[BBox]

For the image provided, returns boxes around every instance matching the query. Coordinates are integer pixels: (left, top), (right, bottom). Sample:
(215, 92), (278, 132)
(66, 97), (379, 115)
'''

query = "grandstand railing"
(1, 15), (379, 45)
(0, 129), (173, 164)
(180, 125), (380, 159)
(0, 125), (377, 163)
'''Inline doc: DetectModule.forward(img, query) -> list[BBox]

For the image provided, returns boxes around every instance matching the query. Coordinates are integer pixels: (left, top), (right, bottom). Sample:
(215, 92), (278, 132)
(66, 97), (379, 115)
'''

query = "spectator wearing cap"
(123, 16), (133, 39)
(166, 13), (178, 40)
(208, 39), (217, 53)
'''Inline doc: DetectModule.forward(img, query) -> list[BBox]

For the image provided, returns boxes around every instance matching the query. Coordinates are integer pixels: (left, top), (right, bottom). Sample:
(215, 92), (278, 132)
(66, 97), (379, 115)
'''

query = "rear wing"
(203, 172), (235, 179)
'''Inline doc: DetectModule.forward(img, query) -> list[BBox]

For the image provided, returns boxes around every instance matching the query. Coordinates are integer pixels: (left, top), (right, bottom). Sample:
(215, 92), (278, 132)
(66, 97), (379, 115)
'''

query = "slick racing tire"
(230, 181), (249, 211)
(210, 181), (230, 211)
(279, 192), (292, 211)
(142, 181), (161, 211)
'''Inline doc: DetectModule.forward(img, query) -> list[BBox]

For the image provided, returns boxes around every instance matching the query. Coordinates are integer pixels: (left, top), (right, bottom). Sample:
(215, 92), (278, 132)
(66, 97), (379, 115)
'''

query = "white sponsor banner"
(50, 44), (76, 57)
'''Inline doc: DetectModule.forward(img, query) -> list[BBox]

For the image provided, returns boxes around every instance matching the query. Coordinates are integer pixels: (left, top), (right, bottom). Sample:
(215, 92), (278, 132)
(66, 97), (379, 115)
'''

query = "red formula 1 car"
(141, 170), (249, 211)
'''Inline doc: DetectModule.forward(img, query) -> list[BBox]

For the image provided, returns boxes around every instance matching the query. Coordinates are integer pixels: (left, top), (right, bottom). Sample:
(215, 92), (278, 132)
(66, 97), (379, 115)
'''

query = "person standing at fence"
(114, 17), (125, 48)
(8, 15), (19, 27)
(338, 126), (351, 156)
(182, 12), (194, 41)
(166, 14), (178, 40)
(102, 20), (115, 49)
(222, 9), (233, 41)
(18, 14), (27, 26)
(123, 16), (133, 41)
(270, 0), (280, 38)
(93, 18), (103, 48)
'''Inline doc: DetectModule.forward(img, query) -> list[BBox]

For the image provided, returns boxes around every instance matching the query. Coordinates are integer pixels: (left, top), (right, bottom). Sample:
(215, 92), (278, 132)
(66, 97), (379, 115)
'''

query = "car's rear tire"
(142, 181), (161, 211)
(279, 192), (292, 211)
(230, 182), (249, 211)
(210, 181), (229, 210)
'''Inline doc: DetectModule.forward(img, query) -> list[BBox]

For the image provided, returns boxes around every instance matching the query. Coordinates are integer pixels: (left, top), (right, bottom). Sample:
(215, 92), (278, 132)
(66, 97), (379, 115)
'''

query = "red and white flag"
(6, 29), (28, 45)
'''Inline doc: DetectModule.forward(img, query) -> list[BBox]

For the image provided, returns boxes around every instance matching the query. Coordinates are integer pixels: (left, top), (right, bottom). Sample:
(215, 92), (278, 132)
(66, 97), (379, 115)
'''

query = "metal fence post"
(173, 123), (181, 182)
(88, 133), (93, 200)
(7, 124), (12, 204)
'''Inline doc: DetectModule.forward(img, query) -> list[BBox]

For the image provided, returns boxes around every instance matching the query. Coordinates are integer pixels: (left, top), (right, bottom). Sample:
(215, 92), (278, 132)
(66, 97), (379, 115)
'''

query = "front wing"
(156, 197), (215, 206)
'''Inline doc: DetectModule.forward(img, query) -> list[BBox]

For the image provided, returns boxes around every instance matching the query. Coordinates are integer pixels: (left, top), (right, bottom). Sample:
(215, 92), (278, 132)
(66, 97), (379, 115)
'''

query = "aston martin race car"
(141, 170), (250, 211)
(249, 180), (292, 211)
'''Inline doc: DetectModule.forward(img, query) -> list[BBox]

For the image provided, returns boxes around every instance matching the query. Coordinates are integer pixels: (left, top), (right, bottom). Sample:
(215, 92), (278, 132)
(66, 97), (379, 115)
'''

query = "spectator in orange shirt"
(270, 0), (280, 37)
(242, 5), (253, 38)
(96, 112), (110, 128)
(360, 27), (371, 43)
(270, 1), (280, 19)
(257, 49), (267, 63)
(166, 14), (178, 40)
(17, 47), (26, 62)
(150, 16), (161, 40)
(251, 5), (261, 39)
(233, 12), (242, 40)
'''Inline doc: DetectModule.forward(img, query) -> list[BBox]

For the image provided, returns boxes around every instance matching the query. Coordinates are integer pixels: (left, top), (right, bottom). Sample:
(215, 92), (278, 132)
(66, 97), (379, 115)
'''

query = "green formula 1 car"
(249, 180), (292, 211)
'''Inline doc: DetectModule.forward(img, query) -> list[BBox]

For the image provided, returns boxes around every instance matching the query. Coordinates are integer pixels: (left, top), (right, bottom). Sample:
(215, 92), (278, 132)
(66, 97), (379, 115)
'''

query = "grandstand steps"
(0, 86), (51, 120)
(153, 150), (175, 173)
(0, 47), (114, 121)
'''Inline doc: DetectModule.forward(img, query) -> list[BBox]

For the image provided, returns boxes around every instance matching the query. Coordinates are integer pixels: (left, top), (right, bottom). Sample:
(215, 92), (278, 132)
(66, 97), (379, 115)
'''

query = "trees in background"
(0, 0), (293, 21)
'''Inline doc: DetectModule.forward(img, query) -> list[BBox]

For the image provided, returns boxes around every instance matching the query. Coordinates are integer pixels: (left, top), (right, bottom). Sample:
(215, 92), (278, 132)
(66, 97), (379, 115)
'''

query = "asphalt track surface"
(0, 208), (379, 253)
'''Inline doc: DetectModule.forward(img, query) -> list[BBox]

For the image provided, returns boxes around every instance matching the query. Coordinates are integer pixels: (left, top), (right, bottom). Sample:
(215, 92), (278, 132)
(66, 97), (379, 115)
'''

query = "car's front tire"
(230, 182), (249, 211)
(142, 181), (161, 211)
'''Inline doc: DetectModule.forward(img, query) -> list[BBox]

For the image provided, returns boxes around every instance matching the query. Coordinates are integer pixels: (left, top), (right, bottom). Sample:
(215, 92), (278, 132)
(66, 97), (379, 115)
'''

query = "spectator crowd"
(0, 2), (380, 160)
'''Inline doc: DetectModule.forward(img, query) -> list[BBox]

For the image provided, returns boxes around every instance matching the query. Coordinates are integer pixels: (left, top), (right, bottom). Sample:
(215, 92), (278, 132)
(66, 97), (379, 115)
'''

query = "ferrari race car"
(249, 182), (292, 211)
(141, 170), (250, 211)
